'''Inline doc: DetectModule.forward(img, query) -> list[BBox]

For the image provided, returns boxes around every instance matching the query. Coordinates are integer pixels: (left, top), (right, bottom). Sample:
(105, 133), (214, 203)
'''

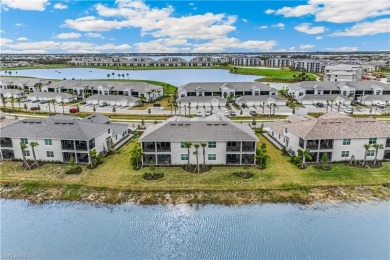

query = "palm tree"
(10, 97), (15, 112)
(107, 74), (110, 79)
(255, 144), (269, 169)
(372, 143), (384, 166)
(130, 143), (143, 169)
(262, 102), (265, 114)
(1, 96), (6, 111)
(126, 73), (129, 79)
(47, 100), (51, 113)
(297, 148), (312, 169)
(4, 70), (7, 76)
(330, 99), (335, 111)
(51, 99), (56, 113)
(363, 143), (371, 167)
(16, 97), (21, 110)
(20, 142), (30, 169)
(29, 141), (39, 167)
(184, 105), (187, 116)
(8, 71), (12, 76)
(111, 72), (115, 79)
(193, 143), (200, 173)
(121, 73), (125, 79)
(147, 91), (152, 102)
(61, 99), (65, 114)
(188, 102), (191, 115)
(117, 73), (121, 79)
(184, 142), (193, 167)
(200, 143), (207, 168)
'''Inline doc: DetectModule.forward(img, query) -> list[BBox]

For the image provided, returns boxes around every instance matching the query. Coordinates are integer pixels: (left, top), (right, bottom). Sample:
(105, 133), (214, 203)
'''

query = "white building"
(139, 116), (259, 166)
(268, 113), (390, 162)
(86, 94), (140, 107)
(0, 89), (24, 98)
(177, 96), (226, 109)
(27, 92), (76, 103)
(324, 64), (363, 82)
(0, 114), (130, 164)
(235, 95), (286, 107)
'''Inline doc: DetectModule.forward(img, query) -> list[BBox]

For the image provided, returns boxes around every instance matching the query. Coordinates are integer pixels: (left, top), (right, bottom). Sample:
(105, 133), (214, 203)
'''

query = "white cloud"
(15, 23), (25, 27)
(330, 18), (390, 36)
(55, 32), (82, 39)
(265, 0), (390, 23)
(54, 3), (68, 10)
(135, 38), (189, 53)
(294, 23), (325, 34)
(64, 1), (237, 40)
(2, 0), (49, 11)
(289, 46), (296, 51)
(258, 25), (268, 29)
(325, 47), (358, 52)
(1, 39), (132, 53)
(299, 44), (315, 50)
(242, 18), (248, 23)
(272, 23), (285, 29)
(17, 37), (28, 41)
(85, 33), (105, 39)
(316, 36), (323, 40)
(192, 37), (277, 53)
(2, 49), (48, 54)
(189, 3), (194, 6)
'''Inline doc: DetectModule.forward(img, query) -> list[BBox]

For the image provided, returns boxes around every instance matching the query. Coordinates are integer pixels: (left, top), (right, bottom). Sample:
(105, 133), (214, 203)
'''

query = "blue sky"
(1, 0), (389, 53)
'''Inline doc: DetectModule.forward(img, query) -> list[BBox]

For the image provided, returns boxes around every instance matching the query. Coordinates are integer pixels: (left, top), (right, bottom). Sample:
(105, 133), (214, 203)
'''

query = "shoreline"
(1, 183), (389, 205)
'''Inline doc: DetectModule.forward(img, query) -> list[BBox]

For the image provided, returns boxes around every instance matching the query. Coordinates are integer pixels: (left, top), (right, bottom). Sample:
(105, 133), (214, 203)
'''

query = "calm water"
(6, 68), (261, 87)
(1, 199), (389, 259)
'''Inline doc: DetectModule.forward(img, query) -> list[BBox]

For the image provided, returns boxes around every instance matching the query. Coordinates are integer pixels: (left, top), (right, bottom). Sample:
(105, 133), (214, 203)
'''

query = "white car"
(344, 108), (353, 114)
(376, 102), (386, 108)
(196, 111), (203, 117)
(204, 110), (211, 116)
(224, 110), (230, 116)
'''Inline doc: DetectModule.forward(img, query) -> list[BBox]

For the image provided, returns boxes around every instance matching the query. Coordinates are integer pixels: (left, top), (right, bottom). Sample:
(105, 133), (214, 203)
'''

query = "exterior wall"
(268, 128), (285, 145)
(332, 137), (388, 161)
(94, 129), (112, 154)
(9, 138), (64, 162)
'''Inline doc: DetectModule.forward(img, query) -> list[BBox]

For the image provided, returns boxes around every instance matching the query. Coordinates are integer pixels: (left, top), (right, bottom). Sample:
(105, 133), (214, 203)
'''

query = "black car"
(316, 102), (324, 107)
(230, 111), (237, 116)
(249, 111), (257, 116)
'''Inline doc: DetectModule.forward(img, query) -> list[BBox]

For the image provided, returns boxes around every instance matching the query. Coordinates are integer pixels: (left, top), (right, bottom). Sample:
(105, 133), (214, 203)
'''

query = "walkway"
(262, 133), (283, 150)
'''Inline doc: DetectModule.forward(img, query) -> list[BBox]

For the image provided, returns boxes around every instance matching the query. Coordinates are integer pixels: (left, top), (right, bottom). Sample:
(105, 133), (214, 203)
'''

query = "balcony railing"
(226, 146), (240, 152)
(62, 145), (75, 150)
(242, 146), (255, 152)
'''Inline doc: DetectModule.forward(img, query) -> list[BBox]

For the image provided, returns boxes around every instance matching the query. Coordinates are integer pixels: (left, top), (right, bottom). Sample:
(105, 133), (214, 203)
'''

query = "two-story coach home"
(268, 113), (390, 162)
(139, 117), (259, 166)
(0, 114), (129, 164)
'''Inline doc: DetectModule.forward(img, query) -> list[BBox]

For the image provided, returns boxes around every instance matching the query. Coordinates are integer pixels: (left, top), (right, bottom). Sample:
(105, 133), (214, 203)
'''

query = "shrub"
(65, 166), (82, 175)
(143, 172), (164, 180)
(233, 172), (254, 179)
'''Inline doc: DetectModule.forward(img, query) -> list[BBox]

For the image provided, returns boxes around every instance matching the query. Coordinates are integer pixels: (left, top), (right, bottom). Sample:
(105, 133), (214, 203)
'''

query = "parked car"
(39, 100), (48, 104)
(30, 106), (39, 111)
(249, 111), (257, 116)
(376, 102), (386, 108)
(230, 111), (237, 116)
(344, 108), (354, 114)
(204, 110), (212, 116)
(69, 108), (79, 113)
(20, 98), (28, 103)
(99, 102), (108, 107)
(196, 111), (203, 117)
(316, 102), (324, 107)
(351, 100), (359, 106)
(224, 110), (230, 117)
(31, 100), (40, 103)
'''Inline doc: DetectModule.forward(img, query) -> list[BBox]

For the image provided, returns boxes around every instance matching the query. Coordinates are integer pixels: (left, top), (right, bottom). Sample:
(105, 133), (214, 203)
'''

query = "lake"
(6, 68), (262, 87)
(1, 199), (389, 259)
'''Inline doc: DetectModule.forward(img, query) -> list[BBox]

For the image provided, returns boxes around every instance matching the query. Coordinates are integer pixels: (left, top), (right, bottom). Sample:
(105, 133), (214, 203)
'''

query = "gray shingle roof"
(111, 123), (128, 135)
(82, 113), (110, 123)
(140, 118), (258, 142)
(1, 114), (112, 140)
(27, 92), (74, 99)
(236, 95), (286, 102)
(297, 94), (351, 101)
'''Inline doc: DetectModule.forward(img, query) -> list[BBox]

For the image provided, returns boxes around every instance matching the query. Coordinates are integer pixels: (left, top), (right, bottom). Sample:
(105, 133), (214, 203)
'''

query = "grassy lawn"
(1, 135), (389, 192)
(129, 96), (174, 110)
(230, 67), (318, 83)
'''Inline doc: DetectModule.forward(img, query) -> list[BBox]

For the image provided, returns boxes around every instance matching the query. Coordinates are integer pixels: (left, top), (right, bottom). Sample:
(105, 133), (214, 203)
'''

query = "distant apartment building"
(232, 57), (263, 66)
(268, 113), (390, 162)
(140, 116), (259, 166)
(0, 114), (130, 163)
(265, 58), (291, 67)
(324, 64), (363, 81)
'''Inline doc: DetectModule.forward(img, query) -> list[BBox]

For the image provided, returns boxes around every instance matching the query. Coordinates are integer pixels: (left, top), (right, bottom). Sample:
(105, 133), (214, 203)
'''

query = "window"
(24, 150), (30, 156)
(343, 139), (351, 145)
(181, 142), (186, 148)
(47, 151), (54, 158)
(341, 151), (349, 158)
(45, 139), (52, 145)
(21, 138), (28, 144)
(369, 138), (377, 144)
(367, 150), (375, 156)
(181, 154), (188, 160)
(208, 141), (216, 148)
(208, 154), (216, 160)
